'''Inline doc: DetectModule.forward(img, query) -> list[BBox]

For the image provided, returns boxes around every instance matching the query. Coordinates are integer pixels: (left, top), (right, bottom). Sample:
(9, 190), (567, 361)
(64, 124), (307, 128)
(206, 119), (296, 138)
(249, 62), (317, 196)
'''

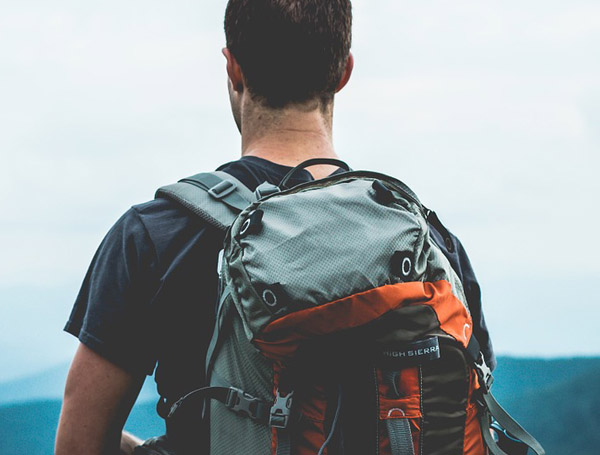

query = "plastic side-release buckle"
(474, 354), (494, 393)
(254, 181), (280, 199)
(225, 387), (266, 421)
(208, 180), (236, 199)
(269, 389), (294, 429)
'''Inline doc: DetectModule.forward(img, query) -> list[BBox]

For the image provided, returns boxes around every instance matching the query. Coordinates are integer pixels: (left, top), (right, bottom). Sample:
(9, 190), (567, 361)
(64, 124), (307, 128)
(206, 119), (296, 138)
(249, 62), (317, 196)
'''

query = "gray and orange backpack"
(156, 159), (545, 455)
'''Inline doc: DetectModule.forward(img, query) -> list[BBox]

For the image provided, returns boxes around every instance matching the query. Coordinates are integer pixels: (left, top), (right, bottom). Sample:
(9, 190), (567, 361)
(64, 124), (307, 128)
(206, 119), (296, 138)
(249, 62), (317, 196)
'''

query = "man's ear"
(335, 52), (354, 93)
(222, 48), (244, 93)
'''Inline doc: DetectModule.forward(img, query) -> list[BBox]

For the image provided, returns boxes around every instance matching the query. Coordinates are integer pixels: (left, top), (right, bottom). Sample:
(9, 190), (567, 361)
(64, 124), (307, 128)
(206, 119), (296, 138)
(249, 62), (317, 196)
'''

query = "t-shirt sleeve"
(64, 208), (160, 376)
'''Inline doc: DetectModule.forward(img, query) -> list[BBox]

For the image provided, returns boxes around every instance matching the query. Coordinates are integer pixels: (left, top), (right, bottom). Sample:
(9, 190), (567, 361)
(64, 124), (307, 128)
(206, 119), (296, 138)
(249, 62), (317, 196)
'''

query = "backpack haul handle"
(279, 158), (351, 189)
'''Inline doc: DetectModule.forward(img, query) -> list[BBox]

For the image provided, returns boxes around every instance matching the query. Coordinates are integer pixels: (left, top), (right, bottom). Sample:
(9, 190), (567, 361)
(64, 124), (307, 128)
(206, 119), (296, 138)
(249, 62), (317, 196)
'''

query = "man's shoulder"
(132, 196), (187, 223)
(129, 195), (218, 252)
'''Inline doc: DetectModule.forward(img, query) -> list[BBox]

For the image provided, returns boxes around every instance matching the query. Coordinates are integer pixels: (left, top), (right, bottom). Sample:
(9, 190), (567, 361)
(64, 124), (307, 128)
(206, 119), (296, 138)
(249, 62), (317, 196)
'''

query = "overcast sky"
(1, 0), (599, 381)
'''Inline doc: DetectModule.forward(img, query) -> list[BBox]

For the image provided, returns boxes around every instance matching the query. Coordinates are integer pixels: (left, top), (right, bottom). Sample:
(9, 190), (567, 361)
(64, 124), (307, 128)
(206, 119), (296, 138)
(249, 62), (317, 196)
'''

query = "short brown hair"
(225, 0), (352, 108)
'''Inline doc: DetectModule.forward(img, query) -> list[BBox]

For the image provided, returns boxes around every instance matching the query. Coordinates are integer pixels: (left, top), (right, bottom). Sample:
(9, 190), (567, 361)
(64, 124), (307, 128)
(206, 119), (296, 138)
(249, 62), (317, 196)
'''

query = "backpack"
(156, 158), (544, 455)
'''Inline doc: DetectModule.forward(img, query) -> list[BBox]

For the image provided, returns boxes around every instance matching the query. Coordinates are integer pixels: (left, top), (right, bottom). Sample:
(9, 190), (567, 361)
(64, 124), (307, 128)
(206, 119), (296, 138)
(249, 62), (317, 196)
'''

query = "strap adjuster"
(225, 387), (266, 421)
(474, 354), (494, 393)
(208, 180), (236, 199)
(269, 389), (294, 429)
(254, 181), (280, 199)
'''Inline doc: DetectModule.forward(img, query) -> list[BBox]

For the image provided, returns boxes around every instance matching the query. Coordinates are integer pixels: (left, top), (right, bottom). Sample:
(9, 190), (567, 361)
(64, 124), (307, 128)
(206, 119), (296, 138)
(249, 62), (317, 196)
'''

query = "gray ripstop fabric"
(155, 171), (254, 231)
(224, 175), (469, 337)
(241, 179), (424, 302)
(209, 304), (273, 455)
(275, 429), (292, 455)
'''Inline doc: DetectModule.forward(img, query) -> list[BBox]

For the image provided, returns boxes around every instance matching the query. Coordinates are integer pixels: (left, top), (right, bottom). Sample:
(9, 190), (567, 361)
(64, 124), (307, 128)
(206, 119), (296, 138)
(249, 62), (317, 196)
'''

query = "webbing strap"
(466, 337), (544, 454)
(276, 429), (292, 455)
(480, 391), (545, 455)
(480, 407), (510, 455)
(168, 386), (229, 419)
(386, 418), (415, 455)
(168, 385), (270, 423)
(156, 171), (254, 231)
(382, 369), (415, 455)
(205, 287), (232, 379)
(179, 173), (252, 213)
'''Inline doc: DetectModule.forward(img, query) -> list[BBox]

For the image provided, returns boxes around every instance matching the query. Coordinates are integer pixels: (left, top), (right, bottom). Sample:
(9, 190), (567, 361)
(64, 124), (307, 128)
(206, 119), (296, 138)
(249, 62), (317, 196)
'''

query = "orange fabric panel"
(463, 403), (486, 455)
(377, 367), (421, 420)
(419, 283), (473, 348)
(293, 382), (327, 455)
(271, 364), (328, 455)
(468, 365), (482, 398)
(464, 364), (486, 454)
(255, 280), (472, 361)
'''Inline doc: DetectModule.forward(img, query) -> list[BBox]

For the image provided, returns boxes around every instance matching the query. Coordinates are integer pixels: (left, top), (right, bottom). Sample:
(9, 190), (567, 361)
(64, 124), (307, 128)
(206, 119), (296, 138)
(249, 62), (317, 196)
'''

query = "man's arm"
(56, 343), (146, 455)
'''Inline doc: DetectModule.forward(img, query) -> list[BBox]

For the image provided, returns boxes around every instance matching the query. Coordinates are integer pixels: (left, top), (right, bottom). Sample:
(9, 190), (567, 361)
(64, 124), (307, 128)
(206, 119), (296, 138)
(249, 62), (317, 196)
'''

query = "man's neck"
(240, 101), (340, 180)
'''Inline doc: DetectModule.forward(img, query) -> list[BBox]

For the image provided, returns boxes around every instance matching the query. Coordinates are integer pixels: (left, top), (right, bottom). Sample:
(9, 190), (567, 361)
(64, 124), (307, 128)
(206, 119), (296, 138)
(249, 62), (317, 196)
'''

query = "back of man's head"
(225, 0), (352, 109)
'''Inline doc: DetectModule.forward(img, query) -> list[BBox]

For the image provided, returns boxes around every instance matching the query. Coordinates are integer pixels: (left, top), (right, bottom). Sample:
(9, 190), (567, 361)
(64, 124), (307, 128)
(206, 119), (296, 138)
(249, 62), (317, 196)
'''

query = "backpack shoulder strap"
(155, 171), (255, 231)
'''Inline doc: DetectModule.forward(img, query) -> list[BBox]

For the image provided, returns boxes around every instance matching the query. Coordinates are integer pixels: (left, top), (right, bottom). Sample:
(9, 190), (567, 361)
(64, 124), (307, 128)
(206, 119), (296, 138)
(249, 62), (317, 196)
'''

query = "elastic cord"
(318, 385), (343, 455)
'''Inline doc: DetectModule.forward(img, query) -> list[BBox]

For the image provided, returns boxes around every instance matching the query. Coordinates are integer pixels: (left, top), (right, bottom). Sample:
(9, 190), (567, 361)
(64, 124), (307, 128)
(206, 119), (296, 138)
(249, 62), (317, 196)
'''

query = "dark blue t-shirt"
(65, 155), (494, 413)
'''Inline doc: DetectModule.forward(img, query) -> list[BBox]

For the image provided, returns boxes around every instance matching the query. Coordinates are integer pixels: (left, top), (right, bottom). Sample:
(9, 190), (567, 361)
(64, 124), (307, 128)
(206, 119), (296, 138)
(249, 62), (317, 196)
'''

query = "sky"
(1, 0), (599, 382)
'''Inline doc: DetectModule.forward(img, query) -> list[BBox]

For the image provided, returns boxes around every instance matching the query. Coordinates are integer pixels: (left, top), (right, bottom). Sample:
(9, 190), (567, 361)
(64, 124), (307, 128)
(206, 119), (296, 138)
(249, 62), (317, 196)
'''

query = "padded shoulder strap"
(155, 171), (255, 231)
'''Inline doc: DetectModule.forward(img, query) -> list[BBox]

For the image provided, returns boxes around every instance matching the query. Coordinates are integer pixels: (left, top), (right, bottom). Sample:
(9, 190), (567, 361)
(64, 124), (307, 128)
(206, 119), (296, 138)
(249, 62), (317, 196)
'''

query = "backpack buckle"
(225, 387), (266, 421)
(269, 389), (294, 429)
(208, 180), (236, 199)
(474, 355), (494, 393)
(254, 181), (280, 199)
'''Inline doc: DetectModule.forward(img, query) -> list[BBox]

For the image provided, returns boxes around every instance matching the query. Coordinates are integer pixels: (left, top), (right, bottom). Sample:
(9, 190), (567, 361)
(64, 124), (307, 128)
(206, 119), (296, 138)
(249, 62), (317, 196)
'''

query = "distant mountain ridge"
(0, 400), (164, 455)
(3, 356), (598, 406)
(491, 356), (600, 401)
(492, 357), (600, 455)
(1, 357), (599, 455)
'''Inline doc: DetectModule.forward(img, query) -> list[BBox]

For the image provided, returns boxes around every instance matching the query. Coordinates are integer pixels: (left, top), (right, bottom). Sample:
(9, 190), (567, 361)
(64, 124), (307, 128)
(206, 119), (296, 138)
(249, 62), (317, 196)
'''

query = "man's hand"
(55, 343), (145, 455)
(121, 431), (144, 455)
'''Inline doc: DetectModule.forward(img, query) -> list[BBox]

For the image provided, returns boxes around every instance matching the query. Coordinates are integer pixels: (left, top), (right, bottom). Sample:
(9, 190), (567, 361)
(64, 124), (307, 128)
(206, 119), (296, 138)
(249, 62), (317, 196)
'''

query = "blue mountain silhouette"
(1, 357), (599, 455)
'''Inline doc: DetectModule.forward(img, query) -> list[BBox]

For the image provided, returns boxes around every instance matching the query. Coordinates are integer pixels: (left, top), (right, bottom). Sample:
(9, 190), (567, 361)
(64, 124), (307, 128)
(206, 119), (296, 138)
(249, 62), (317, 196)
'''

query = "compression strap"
(178, 173), (251, 213)
(466, 335), (545, 455)
(387, 416), (415, 455)
(479, 390), (545, 455)
(168, 384), (270, 423)
(156, 171), (255, 231)
(205, 287), (232, 380)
